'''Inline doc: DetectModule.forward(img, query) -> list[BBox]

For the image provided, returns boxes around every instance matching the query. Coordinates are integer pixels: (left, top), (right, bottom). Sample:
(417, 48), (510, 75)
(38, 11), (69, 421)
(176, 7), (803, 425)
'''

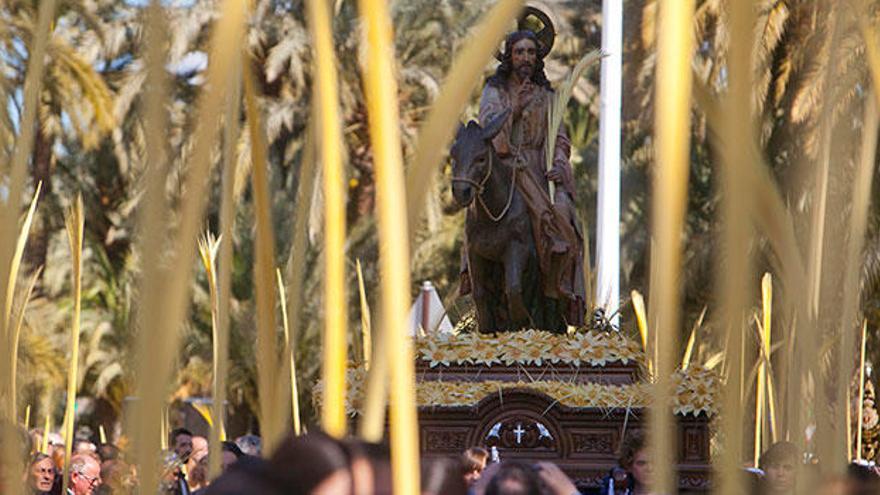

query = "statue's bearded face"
(510, 38), (538, 81)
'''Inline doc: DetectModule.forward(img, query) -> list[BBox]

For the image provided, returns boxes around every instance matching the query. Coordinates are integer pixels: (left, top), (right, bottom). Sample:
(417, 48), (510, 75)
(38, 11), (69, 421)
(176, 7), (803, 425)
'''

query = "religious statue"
(451, 7), (585, 333)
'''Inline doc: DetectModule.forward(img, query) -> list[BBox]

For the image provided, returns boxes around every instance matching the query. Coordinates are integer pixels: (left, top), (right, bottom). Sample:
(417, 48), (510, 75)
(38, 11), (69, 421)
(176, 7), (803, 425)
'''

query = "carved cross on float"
(485, 417), (556, 450)
(513, 423), (526, 444)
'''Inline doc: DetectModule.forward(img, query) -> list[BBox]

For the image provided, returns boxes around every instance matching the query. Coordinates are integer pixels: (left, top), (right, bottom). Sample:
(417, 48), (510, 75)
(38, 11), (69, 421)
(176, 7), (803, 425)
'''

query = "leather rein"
(451, 152), (517, 222)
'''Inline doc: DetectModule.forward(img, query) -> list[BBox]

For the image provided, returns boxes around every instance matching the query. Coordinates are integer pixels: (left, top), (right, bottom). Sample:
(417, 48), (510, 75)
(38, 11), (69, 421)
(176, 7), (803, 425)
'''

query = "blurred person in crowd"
(483, 462), (543, 495)
(97, 458), (135, 495)
(759, 442), (799, 495)
(220, 441), (244, 472)
(186, 436), (208, 479)
(422, 457), (467, 495)
(73, 440), (98, 459)
(164, 428), (194, 494)
(51, 443), (66, 471)
(205, 431), (394, 494)
(591, 466), (630, 495)
(96, 444), (119, 464)
(68, 454), (102, 495)
(618, 432), (652, 495)
(28, 453), (56, 494)
(846, 462), (880, 495)
(534, 462), (582, 495)
(171, 428), (195, 463)
(188, 455), (210, 494)
(234, 434), (261, 457)
(810, 477), (848, 495)
(189, 443), (245, 495)
(461, 447), (489, 487)
(742, 467), (764, 494)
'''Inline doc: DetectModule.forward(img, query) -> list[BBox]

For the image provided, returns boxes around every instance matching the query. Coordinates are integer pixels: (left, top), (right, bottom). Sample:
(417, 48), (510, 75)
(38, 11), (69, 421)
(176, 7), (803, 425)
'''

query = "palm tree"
(0, 0), (118, 277)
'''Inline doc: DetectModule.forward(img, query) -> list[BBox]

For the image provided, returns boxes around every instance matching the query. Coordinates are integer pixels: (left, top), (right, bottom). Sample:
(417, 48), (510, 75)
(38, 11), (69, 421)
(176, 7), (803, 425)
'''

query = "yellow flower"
(501, 345), (531, 365)
(423, 345), (457, 367)
(470, 338), (501, 366)
(419, 383), (448, 406)
(521, 341), (552, 365)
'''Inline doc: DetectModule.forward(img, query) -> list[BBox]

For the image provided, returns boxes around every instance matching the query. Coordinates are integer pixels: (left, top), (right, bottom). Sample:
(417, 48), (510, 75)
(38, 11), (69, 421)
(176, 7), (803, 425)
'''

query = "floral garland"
(313, 365), (719, 418)
(416, 329), (644, 367)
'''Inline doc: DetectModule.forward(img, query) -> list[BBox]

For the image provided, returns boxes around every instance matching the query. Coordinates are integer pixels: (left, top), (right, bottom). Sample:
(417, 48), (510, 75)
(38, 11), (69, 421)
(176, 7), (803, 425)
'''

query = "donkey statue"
(450, 109), (565, 333)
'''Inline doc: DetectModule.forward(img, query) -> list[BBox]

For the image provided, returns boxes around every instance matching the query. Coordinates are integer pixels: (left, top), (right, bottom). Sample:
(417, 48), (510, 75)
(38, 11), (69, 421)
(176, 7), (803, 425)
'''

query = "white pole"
(596, 0), (623, 325)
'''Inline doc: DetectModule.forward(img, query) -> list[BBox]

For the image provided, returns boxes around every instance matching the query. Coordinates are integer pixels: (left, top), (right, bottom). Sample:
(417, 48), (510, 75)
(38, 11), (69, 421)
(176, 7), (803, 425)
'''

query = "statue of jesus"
(461, 15), (586, 329)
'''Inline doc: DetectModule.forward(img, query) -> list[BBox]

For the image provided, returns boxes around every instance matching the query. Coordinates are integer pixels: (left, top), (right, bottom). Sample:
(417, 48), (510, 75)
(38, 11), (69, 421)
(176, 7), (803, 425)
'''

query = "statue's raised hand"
(513, 79), (535, 117)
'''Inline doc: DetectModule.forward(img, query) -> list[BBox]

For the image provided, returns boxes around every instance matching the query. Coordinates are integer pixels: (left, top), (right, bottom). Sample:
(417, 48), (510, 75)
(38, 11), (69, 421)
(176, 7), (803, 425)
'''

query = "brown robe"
(461, 80), (586, 327)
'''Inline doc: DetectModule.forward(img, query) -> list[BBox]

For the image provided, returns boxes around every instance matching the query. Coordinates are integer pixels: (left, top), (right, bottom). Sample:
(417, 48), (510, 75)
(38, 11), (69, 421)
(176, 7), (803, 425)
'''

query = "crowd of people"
(6, 423), (880, 494)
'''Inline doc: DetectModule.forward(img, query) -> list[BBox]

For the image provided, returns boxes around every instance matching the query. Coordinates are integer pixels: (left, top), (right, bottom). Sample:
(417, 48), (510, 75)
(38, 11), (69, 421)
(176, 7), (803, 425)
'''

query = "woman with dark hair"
(27, 453), (56, 494)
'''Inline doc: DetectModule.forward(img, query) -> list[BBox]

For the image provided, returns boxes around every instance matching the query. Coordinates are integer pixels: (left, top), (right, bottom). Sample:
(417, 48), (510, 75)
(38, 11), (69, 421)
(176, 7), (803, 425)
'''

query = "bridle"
(451, 151), (516, 222)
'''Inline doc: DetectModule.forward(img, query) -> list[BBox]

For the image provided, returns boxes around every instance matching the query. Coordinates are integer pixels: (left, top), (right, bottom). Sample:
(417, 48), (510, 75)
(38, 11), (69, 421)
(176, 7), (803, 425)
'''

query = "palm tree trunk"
(25, 120), (52, 281)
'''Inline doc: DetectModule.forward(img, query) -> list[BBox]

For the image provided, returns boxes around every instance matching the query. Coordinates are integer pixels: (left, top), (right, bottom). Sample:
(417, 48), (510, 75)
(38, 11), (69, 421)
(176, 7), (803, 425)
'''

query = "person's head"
(488, 31), (551, 90)
(28, 453), (55, 493)
(846, 462), (880, 495)
(221, 441), (244, 472)
(191, 436), (208, 461)
(170, 427), (194, 461)
(69, 454), (102, 495)
(188, 454), (210, 490)
(461, 447), (489, 486)
(269, 432), (352, 493)
(50, 444), (66, 471)
(74, 439), (97, 457)
(422, 457), (468, 495)
(98, 459), (134, 495)
(235, 434), (262, 457)
(619, 431), (651, 489)
(270, 433), (394, 494)
(759, 442), (799, 494)
(484, 462), (542, 495)
(96, 443), (119, 463)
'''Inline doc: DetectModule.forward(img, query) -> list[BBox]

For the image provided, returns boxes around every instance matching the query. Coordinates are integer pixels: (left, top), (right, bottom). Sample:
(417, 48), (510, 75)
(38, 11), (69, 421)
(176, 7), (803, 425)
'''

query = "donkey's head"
(449, 109), (510, 207)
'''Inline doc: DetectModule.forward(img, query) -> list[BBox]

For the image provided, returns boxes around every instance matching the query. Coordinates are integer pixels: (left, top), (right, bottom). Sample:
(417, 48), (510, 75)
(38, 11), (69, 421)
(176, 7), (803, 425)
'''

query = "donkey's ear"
(481, 109), (511, 141)
(455, 121), (468, 139)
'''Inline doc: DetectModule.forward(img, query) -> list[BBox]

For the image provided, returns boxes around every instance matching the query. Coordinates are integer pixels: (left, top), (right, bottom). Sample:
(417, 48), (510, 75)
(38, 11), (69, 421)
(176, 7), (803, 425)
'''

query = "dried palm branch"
(681, 306), (706, 371)
(132, 1), (248, 491)
(283, 117), (317, 439)
(4, 183), (41, 422)
(545, 50), (604, 203)
(243, 59), (286, 452)
(710, 0), (758, 491)
(9, 267), (41, 427)
(209, 44), (242, 480)
(357, 0), (420, 491)
(276, 268), (301, 436)
(305, 0), (348, 439)
(856, 320), (868, 459)
(356, 259), (373, 370)
(61, 195), (84, 495)
(41, 413), (51, 454)
(649, 0), (697, 492)
(630, 289), (651, 377)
